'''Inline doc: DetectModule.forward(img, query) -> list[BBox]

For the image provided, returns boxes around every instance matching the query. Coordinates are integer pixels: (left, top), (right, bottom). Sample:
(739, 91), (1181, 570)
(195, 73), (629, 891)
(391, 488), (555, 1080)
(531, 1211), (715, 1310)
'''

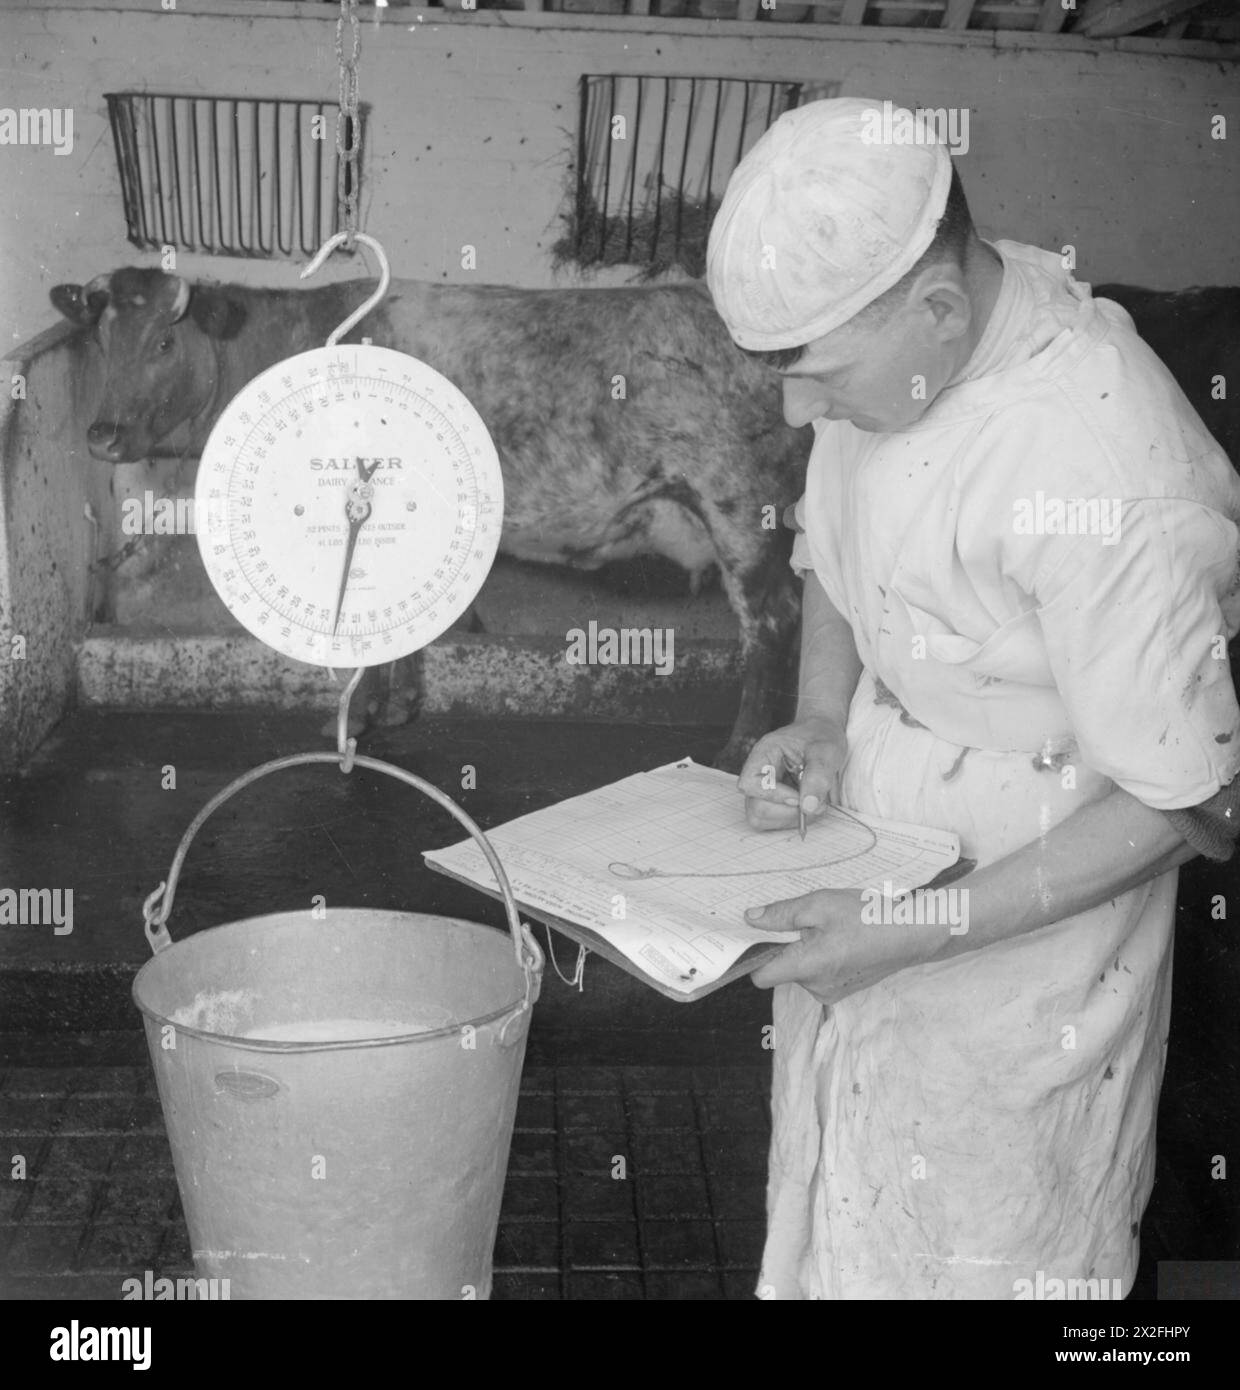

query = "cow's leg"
(313, 609), (468, 742)
(693, 503), (801, 772)
(718, 561), (801, 772)
(318, 664), (395, 742)
(374, 657), (421, 728)
(373, 607), (476, 730)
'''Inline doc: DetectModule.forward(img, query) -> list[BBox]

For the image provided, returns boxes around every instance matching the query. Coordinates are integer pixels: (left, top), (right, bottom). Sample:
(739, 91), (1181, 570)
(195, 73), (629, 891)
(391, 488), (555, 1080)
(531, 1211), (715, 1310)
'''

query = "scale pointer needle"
(332, 457), (381, 636)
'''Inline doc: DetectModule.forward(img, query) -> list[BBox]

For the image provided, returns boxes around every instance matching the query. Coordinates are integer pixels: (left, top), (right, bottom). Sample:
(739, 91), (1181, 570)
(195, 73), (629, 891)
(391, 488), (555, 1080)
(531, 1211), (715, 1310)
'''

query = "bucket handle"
(140, 753), (543, 1011)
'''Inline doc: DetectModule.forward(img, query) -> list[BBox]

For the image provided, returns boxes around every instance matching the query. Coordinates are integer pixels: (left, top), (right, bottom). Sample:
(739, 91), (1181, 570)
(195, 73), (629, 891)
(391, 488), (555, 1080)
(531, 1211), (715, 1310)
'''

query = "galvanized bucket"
(132, 752), (543, 1301)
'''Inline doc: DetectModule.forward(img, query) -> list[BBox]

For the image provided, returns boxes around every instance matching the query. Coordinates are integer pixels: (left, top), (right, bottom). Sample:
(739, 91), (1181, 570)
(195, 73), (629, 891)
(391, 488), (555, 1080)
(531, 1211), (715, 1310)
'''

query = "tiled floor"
(3, 712), (1237, 1299)
(0, 1032), (769, 1300)
(496, 1063), (767, 1300)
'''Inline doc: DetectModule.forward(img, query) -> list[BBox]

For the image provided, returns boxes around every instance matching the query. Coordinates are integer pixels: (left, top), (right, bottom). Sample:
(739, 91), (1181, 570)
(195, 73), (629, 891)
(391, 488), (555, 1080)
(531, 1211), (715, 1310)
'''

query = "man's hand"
(746, 888), (938, 1006)
(737, 716), (848, 831)
(743, 785), (1202, 1006)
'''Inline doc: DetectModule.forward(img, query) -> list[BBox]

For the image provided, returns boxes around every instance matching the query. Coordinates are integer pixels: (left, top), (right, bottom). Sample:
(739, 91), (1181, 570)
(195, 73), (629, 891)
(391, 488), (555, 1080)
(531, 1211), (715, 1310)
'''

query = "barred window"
(557, 74), (817, 278)
(106, 92), (358, 259)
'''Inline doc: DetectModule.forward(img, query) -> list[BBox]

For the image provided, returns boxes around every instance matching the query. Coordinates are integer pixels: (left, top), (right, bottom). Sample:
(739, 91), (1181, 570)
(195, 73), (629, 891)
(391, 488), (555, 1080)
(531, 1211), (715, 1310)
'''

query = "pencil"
(797, 764), (807, 841)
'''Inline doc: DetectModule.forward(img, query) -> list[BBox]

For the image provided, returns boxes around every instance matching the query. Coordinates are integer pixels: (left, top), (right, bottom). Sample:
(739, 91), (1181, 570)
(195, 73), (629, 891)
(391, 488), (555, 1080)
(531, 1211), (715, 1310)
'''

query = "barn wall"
(0, 325), (112, 770)
(2, 2), (1238, 350)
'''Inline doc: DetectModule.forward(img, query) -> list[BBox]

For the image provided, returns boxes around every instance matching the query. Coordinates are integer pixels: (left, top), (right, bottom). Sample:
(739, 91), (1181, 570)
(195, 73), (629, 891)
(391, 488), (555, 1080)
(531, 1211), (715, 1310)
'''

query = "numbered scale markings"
(195, 345), (504, 668)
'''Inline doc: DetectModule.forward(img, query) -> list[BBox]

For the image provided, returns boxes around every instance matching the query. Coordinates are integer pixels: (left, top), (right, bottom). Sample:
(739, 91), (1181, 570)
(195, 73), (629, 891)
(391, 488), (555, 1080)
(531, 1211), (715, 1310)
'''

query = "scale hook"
(300, 232), (392, 347)
(335, 666), (366, 773)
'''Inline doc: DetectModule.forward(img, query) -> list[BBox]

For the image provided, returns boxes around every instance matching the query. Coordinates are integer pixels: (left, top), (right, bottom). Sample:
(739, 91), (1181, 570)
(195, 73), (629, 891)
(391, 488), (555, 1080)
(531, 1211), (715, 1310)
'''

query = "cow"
(1093, 283), (1239, 465)
(50, 267), (811, 770)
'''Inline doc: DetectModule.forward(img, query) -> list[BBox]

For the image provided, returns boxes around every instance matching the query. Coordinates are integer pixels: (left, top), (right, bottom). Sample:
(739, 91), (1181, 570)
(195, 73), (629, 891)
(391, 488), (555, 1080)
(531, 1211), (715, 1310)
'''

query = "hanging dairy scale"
(132, 0), (543, 1300)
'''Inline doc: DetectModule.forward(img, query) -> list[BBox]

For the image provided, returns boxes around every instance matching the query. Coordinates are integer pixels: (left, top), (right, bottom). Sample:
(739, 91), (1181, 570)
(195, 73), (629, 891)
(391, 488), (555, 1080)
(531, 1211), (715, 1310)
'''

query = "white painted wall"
(1, 2), (1237, 351)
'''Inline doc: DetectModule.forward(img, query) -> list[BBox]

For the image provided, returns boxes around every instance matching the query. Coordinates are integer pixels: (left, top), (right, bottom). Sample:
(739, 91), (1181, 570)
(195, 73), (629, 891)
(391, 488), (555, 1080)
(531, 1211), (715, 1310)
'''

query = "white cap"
(706, 97), (953, 350)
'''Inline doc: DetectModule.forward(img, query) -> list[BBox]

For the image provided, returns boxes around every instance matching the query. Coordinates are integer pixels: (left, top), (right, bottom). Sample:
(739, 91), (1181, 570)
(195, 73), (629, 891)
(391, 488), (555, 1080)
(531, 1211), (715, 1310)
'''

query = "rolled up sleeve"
(1162, 777), (1240, 861)
(1034, 497), (1240, 812)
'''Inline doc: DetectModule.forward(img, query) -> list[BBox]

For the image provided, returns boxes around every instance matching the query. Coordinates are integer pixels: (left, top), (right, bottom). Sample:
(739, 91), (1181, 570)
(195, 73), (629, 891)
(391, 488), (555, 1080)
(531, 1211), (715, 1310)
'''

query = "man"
(705, 97), (1240, 1299)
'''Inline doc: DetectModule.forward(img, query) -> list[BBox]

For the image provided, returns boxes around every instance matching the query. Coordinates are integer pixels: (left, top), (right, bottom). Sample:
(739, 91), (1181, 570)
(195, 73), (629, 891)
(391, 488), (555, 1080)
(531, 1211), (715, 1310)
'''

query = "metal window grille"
(561, 75), (815, 278)
(104, 92), (361, 259)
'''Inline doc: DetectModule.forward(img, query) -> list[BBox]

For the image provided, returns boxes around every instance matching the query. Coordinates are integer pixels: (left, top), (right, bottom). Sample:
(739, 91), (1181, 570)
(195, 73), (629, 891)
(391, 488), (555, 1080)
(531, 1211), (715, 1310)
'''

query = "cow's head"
(50, 268), (245, 462)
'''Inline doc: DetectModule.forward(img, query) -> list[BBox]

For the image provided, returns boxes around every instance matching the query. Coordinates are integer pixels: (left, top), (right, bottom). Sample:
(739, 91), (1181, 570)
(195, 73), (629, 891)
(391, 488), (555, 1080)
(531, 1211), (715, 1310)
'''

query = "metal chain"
(335, 0), (361, 249)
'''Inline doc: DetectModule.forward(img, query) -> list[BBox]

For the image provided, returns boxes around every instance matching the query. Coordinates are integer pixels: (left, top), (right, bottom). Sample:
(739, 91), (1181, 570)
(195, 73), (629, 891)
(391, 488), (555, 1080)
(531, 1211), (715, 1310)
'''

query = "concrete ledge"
(0, 961), (771, 1065)
(77, 627), (745, 725)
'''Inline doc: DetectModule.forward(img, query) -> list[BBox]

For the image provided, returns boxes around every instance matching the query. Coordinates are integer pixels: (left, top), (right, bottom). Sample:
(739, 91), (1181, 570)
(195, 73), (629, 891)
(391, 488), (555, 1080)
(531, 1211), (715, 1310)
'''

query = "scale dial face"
(195, 345), (504, 668)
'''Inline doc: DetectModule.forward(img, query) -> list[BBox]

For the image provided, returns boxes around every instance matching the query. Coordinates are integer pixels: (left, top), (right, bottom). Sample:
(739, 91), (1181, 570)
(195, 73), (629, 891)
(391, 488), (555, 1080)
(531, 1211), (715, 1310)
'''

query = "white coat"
(763, 241), (1240, 1299)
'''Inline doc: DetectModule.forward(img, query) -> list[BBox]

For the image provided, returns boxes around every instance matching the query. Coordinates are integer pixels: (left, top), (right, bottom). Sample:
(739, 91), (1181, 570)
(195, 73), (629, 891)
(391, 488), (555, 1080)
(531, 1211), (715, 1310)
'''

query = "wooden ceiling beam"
(1075, 0), (1209, 38)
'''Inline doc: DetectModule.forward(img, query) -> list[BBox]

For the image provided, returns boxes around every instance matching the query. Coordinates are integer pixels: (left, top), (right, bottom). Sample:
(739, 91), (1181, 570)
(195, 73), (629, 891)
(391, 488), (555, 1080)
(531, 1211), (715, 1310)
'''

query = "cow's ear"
(51, 283), (108, 328)
(189, 289), (246, 340)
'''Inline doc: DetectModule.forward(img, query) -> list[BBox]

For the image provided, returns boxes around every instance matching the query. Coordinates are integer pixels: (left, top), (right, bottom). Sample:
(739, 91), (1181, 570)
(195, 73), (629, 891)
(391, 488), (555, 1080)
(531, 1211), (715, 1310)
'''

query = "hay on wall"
(552, 186), (722, 281)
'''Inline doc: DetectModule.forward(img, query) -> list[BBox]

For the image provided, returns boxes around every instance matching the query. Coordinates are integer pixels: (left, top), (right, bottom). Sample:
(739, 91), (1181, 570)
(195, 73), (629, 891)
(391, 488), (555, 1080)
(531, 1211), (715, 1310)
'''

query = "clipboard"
(425, 759), (966, 1001)
(428, 856), (977, 1004)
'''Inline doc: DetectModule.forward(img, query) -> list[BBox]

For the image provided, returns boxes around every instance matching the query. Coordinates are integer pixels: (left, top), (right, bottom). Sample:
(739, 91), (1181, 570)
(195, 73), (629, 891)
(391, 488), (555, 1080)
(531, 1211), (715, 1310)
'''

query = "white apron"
(761, 243), (1240, 1300)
